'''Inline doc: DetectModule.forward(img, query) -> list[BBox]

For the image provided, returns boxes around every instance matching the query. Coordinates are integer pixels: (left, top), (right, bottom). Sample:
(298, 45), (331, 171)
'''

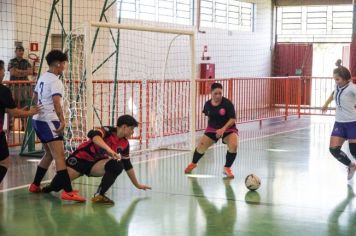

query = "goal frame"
(83, 21), (196, 152)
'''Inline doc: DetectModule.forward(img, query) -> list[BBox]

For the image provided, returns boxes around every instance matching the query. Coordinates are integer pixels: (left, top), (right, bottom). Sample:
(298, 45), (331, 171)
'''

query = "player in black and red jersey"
(184, 82), (238, 178)
(42, 114), (151, 204)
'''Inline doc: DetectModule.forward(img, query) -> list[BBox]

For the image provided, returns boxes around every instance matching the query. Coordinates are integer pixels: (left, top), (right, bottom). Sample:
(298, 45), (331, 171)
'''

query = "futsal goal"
(62, 21), (196, 154)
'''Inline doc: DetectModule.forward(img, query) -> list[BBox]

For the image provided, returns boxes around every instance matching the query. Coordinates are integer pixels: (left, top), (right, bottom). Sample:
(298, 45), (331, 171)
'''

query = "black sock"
(43, 174), (62, 193)
(192, 149), (204, 164)
(225, 151), (237, 167)
(32, 166), (47, 186)
(97, 172), (118, 196)
(0, 165), (8, 183)
(330, 147), (351, 166)
(61, 170), (73, 192)
(97, 160), (123, 195)
(349, 143), (356, 160)
(50, 170), (73, 192)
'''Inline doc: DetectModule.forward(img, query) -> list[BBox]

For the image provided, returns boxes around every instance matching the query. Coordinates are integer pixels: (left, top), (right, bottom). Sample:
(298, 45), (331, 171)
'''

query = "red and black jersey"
(71, 126), (130, 162)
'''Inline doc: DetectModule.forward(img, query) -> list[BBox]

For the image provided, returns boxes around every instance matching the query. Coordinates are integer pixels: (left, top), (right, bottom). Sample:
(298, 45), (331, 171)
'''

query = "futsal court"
(1, 116), (355, 236)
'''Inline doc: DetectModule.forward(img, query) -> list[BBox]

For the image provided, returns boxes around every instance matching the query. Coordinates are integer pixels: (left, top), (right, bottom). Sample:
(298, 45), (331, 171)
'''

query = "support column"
(350, 0), (356, 82)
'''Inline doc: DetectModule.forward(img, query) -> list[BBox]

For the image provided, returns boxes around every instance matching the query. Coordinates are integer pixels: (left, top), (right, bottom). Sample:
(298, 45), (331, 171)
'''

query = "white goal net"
(63, 22), (196, 154)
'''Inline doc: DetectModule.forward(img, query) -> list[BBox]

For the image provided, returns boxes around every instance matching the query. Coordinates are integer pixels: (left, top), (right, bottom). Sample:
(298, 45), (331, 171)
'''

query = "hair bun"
(335, 59), (342, 67)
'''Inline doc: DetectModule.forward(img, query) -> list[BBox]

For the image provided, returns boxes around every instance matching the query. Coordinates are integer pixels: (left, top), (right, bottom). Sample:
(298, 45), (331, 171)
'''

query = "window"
(332, 5), (353, 30)
(200, 0), (255, 32)
(277, 5), (353, 42)
(118, 0), (193, 26)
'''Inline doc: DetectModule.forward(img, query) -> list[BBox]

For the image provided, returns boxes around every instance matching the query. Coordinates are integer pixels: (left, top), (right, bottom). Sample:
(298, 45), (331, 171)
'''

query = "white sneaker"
(347, 163), (356, 180)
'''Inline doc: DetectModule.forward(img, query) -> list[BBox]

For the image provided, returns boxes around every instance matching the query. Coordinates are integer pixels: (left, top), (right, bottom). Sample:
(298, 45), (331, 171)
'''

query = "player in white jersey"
(29, 50), (85, 202)
(322, 59), (356, 180)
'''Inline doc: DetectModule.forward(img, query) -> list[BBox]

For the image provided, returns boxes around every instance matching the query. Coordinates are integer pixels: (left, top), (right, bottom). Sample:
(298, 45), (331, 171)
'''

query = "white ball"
(245, 174), (261, 191)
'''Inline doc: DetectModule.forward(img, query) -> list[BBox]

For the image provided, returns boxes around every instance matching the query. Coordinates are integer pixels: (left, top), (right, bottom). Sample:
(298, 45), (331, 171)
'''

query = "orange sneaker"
(61, 191), (86, 202)
(184, 163), (197, 174)
(224, 167), (234, 178)
(28, 183), (42, 193)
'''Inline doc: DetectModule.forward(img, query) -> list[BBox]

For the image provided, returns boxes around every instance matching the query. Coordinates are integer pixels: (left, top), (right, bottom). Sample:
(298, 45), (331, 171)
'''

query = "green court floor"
(0, 117), (355, 236)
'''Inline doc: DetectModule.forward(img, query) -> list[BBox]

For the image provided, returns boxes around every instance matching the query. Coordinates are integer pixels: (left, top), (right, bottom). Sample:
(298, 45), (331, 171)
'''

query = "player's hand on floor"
(137, 184), (152, 190)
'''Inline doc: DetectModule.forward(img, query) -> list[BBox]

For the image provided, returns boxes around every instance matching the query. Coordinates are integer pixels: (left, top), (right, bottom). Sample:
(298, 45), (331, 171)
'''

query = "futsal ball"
(245, 174), (261, 191)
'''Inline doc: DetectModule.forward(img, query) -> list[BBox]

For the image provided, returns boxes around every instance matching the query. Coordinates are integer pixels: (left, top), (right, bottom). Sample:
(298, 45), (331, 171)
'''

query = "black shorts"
(66, 156), (97, 176)
(204, 131), (237, 143)
(0, 132), (9, 160)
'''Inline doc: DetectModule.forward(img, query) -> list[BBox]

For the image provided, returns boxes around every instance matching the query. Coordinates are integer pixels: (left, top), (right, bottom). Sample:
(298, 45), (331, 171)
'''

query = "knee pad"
(104, 159), (123, 176)
(329, 146), (342, 157)
(329, 146), (351, 166)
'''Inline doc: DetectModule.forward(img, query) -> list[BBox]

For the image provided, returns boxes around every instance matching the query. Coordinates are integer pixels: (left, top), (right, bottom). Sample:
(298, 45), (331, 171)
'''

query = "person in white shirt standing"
(28, 50), (85, 202)
(322, 59), (356, 180)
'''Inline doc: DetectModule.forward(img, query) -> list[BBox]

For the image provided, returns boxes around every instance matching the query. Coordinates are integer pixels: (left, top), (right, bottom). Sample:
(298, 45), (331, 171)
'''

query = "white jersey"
(333, 82), (356, 123)
(33, 71), (63, 121)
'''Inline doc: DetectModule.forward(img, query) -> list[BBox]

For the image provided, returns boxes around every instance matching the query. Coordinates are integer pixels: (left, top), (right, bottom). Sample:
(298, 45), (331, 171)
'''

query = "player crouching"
(42, 115), (151, 204)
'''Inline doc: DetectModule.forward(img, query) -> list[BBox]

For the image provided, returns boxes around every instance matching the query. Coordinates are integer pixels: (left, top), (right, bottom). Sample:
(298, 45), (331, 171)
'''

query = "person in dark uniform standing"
(8, 45), (33, 130)
(0, 60), (40, 184)
(184, 82), (238, 178)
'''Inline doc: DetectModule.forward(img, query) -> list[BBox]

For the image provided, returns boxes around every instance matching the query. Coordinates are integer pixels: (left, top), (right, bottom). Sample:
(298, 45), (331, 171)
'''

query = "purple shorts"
(331, 121), (356, 139)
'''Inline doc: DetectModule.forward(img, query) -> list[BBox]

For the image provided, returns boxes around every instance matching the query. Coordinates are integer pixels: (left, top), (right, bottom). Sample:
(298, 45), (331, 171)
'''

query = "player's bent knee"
(329, 146), (341, 157)
(104, 159), (123, 176)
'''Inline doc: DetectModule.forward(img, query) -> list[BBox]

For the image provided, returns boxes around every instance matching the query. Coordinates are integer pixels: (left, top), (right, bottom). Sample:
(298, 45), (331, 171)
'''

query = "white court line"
(238, 126), (311, 143)
(0, 180), (50, 193)
(0, 126), (310, 193)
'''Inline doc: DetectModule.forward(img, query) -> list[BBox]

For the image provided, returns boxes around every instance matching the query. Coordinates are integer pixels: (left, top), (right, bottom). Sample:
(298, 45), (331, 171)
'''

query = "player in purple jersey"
(322, 59), (356, 180)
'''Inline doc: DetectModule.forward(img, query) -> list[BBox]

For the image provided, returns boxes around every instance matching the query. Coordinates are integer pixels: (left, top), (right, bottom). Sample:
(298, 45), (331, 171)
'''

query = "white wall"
(197, 0), (273, 77)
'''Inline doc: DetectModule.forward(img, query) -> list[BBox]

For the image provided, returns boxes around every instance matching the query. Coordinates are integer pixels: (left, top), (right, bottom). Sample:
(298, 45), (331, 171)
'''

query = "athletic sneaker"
(28, 183), (42, 193)
(184, 163), (197, 174)
(61, 191), (86, 202)
(91, 194), (115, 205)
(347, 163), (356, 180)
(223, 167), (234, 178)
(42, 184), (80, 194)
(41, 184), (53, 193)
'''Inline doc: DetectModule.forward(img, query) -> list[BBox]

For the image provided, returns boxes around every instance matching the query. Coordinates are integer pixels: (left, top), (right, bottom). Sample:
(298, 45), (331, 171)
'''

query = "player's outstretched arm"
(321, 92), (334, 113)
(6, 106), (40, 118)
(125, 166), (151, 190)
